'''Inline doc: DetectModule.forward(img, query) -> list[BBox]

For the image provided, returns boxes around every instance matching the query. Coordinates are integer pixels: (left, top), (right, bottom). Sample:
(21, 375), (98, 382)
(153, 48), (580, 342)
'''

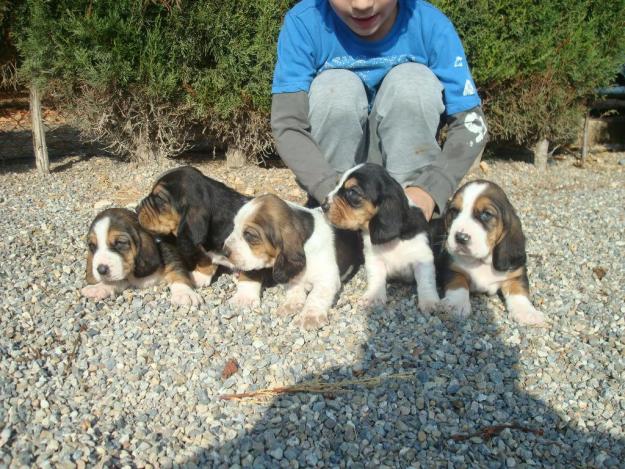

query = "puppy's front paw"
(81, 283), (116, 301)
(170, 283), (202, 306)
(418, 295), (441, 314)
(508, 297), (545, 326)
(293, 310), (329, 331)
(441, 289), (471, 318)
(360, 292), (387, 308)
(277, 301), (304, 317)
(228, 289), (260, 309)
(191, 270), (213, 288)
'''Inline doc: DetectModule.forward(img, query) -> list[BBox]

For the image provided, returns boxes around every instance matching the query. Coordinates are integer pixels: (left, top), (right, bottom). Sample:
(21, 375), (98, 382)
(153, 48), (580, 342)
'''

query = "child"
(271, 0), (487, 220)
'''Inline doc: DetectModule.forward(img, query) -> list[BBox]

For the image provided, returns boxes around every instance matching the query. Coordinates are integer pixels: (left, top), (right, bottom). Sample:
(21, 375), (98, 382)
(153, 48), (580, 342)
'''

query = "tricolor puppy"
(223, 194), (363, 330)
(437, 180), (544, 325)
(322, 163), (440, 312)
(81, 208), (201, 306)
(136, 166), (264, 307)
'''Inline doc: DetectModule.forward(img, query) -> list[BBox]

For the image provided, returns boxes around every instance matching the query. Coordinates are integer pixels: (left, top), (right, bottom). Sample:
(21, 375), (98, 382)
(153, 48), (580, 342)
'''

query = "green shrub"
(1, 0), (19, 89)
(433, 0), (625, 146)
(14, 0), (290, 160)
(12, 0), (625, 161)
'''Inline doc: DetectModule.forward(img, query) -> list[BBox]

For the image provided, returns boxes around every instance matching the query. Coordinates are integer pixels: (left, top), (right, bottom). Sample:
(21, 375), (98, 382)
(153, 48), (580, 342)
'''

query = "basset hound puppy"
(136, 166), (265, 307)
(435, 179), (545, 325)
(322, 163), (440, 313)
(222, 194), (363, 330)
(81, 208), (201, 306)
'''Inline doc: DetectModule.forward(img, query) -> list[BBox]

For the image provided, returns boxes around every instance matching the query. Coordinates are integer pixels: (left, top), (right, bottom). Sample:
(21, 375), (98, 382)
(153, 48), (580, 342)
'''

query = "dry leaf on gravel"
(592, 267), (607, 280)
(221, 359), (239, 380)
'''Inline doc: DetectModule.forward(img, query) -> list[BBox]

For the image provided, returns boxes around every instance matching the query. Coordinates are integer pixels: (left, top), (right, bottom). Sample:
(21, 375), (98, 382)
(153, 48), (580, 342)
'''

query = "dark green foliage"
(13, 0), (291, 160)
(432, 0), (625, 145)
(0, 0), (10, 63)
(10, 0), (625, 160)
(1, 0), (19, 89)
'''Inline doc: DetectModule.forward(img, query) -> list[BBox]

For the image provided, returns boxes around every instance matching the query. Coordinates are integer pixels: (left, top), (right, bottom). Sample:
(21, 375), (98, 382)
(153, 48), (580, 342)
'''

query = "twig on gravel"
(450, 422), (544, 442)
(64, 323), (87, 377)
(219, 372), (415, 401)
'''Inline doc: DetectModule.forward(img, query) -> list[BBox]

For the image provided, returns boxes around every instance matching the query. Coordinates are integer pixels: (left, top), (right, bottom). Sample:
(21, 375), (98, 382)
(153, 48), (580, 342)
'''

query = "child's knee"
(380, 62), (444, 112)
(309, 69), (368, 119)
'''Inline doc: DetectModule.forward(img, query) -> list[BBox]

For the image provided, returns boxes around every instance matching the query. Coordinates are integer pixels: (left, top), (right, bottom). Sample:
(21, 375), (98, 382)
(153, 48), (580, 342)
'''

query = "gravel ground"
(1, 152), (624, 469)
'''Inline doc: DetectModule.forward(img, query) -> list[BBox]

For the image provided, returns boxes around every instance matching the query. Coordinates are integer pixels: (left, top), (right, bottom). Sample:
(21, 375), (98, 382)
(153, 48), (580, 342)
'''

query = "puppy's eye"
(88, 242), (96, 253)
(114, 238), (130, 250)
(154, 196), (166, 209)
(447, 207), (460, 218)
(243, 230), (260, 245)
(478, 210), (495, 222)
(345, 187), (362, 206)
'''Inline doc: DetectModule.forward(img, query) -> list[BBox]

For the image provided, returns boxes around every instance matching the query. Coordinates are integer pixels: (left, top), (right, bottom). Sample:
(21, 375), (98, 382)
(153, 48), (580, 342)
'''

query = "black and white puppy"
(222, 194), (363, 330)
(322, 163), (440, 312)
(136, 166), (265, 307)
(434, 179), (545, 325)
(81, 208), (201, 306)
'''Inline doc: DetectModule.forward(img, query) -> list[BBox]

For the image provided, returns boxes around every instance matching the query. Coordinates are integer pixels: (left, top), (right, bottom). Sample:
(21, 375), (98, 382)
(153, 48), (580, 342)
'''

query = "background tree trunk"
(30, 84), (49, 175)
(580, 113), (590, 167)
(533, 138), (549, 170)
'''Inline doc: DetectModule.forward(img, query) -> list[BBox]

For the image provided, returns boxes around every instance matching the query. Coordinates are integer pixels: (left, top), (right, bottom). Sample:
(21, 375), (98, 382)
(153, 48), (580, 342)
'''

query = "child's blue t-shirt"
(272, 0), (480, 116)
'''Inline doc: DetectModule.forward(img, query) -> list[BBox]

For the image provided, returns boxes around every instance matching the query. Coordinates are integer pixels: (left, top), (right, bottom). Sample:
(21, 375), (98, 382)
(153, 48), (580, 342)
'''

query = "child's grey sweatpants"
(308, 62), (445, 188)
(271, 62), (487, 210)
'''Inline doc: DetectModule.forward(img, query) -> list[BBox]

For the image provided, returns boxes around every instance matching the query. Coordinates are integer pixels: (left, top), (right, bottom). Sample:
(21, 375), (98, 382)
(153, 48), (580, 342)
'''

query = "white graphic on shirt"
(463, 79), (475, 96)
(454, 56), (463, 68)
(464, 112), (487, 147)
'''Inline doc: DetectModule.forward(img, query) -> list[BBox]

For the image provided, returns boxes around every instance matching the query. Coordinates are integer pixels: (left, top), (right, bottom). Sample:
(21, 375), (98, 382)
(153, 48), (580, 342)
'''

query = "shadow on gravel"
(184, 285), (625, 468)
(0, 126), (111, 175)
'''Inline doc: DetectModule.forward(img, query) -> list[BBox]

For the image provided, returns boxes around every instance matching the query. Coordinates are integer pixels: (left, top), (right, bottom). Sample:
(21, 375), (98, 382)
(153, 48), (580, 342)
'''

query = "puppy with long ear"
(223, 194), (361, 330)
(136, 166), (265, 307)
(436, 180), (544, 325)
(322, 163), (440, 312)
(81, 208), (201, 306)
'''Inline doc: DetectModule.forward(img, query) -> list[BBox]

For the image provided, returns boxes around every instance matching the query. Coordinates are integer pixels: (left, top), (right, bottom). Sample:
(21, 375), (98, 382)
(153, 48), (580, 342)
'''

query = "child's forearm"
(271, 92), (340, 202)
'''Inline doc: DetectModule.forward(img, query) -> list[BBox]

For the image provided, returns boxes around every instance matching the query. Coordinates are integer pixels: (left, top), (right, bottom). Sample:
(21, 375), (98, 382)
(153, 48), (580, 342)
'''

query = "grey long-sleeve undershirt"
(271, 91), (487, 211)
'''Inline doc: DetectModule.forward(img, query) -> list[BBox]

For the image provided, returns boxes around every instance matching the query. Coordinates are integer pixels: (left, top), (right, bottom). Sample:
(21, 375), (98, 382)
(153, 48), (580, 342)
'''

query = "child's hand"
(404, 186), (435, 221)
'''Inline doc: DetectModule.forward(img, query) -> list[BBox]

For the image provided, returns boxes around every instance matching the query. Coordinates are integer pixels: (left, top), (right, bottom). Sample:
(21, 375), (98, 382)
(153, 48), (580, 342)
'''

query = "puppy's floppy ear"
(134, 228), (161, 277)
(178, 206), (210, 245)
(270, 224), (306, 284)
(85, 250), (96, 284)
(443, 199), (455, 232)
(176, 206), (210, 261)
(427, 216), (446, 257)
(273, 247), (306, 284)
(369, 181), (406, 245)
(493, 208), (527, 271)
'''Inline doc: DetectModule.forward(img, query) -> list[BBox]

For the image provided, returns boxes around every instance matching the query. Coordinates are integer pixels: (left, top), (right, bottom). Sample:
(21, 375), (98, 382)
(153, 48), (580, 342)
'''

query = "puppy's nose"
(97, 264), (110, 276)
(454, 232), (471, 245)
(321, 199), (330, 212)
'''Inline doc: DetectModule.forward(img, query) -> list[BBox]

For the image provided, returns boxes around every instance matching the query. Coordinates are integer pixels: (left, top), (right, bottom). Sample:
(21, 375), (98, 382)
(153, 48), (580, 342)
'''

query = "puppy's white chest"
(458, 260), (508, 295)
(366, 236), (423, 280)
